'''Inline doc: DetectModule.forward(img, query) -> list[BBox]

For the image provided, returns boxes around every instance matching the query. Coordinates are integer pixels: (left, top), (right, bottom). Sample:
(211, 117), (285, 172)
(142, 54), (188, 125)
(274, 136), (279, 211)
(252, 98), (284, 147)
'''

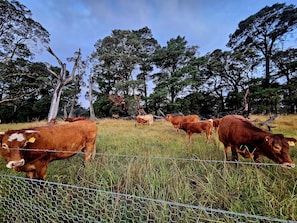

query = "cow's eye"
(2, 144), (9, 150)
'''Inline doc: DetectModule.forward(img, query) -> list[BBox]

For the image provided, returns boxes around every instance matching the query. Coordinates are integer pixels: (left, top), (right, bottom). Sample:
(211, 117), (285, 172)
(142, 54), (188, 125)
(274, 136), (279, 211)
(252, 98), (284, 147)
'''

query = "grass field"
(0, 115), (297, 221)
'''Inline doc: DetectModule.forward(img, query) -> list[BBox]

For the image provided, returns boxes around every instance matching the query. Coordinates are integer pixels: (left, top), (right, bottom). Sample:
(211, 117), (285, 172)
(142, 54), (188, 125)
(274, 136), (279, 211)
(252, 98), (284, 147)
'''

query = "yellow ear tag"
(288, 141), (295, 146)
(28, 137), (36, 143)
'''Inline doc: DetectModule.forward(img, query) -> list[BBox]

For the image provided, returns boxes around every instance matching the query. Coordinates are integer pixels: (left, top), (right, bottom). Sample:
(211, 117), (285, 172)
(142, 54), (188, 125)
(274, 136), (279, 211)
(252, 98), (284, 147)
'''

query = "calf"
(166, 114), (200, 132)
(218, 115), (296, 168)
(179, 120), (213, 143)
(65, 116), (86, 122)
(136, 114), (154, 126)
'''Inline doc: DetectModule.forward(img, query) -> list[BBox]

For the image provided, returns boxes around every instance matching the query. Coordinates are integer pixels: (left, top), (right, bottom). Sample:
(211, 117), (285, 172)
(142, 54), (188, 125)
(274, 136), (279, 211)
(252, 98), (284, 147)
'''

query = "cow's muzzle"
(6, 159), (25, 169)
(280, 162), (295, 169)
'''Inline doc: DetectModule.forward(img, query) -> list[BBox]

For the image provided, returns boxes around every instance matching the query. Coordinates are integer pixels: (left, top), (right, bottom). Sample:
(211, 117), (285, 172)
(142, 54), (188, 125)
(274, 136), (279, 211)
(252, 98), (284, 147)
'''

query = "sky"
(17, 0), (297, 107)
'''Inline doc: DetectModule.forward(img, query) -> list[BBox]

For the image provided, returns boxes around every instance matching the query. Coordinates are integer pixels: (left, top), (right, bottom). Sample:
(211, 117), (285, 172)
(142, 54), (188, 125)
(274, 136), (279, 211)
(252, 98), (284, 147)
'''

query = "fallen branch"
(259, 114), (279, 132)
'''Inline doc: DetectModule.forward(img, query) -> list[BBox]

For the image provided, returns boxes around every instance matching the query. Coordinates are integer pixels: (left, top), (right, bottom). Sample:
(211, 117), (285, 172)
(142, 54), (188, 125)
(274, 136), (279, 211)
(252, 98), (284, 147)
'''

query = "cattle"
(65, 116), (86, 122)
(165, 114), (200, 132)
(179, 119), (213, 143)
(218, 115), (296, 168)
(112, 114), (120, 119)
(212, 118), (221, 132)
(0, 120), (97, 179)
(49, 118), (57, 125)
(136, 114), (154, 126)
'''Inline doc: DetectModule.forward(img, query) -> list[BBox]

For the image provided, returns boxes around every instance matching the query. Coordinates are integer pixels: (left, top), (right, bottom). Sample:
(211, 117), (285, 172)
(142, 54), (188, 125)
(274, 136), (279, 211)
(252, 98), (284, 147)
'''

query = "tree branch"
(64, 48), (81, 85)
(47, 67), (59, 78)
(0, 88), (41, 104)
(47, 47), (64, 68)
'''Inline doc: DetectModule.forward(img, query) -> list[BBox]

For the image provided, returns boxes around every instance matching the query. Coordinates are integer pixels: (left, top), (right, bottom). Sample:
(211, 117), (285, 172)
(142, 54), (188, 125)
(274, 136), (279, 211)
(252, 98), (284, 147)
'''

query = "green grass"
(0, 116), (297, 221)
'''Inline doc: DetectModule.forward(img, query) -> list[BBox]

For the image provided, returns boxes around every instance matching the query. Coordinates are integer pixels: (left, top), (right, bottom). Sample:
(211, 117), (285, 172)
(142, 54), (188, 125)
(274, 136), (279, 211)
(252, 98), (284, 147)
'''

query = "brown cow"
(49, 118), (57, 125)
(212, 118), (221, 132)
(165, 114), (200, 132)
(0, 120), (97, 179)
(218, 115), (296, 168)
(179, 119), (213, 143)
(65, 116), (86, 122)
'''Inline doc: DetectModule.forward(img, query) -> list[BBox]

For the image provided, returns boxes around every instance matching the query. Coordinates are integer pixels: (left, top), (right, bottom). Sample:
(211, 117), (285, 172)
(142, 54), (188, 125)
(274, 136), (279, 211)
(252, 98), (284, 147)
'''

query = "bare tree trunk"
(68, 96), (76, 118)
(48, 82), (63, 122)
(63, 104), (68, 119)
(88, 75), (96, 120)
(47, 47), (81, 123)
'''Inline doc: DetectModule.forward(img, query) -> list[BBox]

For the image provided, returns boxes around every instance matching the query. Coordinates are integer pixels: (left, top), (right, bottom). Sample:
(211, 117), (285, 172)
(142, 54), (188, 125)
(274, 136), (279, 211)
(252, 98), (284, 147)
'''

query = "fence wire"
(0, 174), (295, 223)
(3, 147), (286, 167)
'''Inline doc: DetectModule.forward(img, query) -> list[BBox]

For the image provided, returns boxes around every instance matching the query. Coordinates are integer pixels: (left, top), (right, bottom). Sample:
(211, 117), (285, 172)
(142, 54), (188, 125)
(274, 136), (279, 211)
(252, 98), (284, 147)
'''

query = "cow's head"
(165, 115), (172, 121)
(0, 130), (39, 169)
(262, 134), (295, 168)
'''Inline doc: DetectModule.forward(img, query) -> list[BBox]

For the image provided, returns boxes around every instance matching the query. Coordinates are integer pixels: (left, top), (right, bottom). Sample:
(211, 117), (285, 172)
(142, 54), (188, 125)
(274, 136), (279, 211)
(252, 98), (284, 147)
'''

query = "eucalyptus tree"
(46, 48), (81, 122)
(151, 36), (199, 113)
(227, 3), (297, 88)
(62, 56), (86, 118)
(0, 0), (50, 61)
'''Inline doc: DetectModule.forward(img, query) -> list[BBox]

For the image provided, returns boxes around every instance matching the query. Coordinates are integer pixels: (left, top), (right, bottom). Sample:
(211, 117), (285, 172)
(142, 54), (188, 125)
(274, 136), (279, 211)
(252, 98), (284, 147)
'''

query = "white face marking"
(8, 133), (25, 142)
(6, 159), (25, 168)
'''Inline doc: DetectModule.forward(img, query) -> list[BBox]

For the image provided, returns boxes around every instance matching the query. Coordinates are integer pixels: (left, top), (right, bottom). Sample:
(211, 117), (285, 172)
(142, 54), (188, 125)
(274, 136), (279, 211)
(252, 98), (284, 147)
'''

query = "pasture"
(0, 115), (297, 222)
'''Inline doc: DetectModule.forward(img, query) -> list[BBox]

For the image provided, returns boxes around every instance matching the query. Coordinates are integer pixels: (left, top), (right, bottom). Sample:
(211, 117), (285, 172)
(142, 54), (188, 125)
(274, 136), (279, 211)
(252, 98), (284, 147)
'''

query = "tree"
(272, 49), (297, 113)
(0, 0), (50, 61)
(92, 27), (159, 115)
(133, 27), (159, 110)
(88, 75), (96, 120)
(0, 59), (50, 122)
(151, 36), (199, 113)
(227, 3), (297, 88)
(46, 47), (81, 122)
(201, 49), (253, 113)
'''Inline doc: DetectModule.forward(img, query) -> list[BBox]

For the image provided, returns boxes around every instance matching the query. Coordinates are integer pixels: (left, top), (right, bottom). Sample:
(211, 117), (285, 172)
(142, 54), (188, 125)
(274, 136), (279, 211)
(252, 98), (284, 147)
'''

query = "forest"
(0, 1), (297, 123)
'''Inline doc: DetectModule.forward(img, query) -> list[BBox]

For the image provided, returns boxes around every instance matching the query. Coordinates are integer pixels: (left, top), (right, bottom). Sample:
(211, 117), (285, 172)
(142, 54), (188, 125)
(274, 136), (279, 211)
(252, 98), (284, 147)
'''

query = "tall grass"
(0, 115), (297, 220)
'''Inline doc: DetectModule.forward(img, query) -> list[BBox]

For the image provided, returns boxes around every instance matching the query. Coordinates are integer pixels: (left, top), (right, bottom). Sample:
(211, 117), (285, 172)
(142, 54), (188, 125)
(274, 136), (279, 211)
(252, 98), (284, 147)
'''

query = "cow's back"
(218, 115), (261, 146)
(27, 120), (97, 160)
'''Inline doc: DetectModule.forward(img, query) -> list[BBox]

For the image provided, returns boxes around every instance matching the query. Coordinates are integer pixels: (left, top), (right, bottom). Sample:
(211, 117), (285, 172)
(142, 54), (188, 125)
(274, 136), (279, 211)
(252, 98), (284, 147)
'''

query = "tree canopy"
(0, 1), (297, 122)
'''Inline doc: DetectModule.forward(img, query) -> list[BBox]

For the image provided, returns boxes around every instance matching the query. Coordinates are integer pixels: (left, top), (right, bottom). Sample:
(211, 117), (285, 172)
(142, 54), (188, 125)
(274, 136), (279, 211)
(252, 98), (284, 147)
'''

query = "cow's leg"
(188, 132), (193, 143)
(253, 154), (262, 169)
(205, 131), (210, 144)
(26, 171), (36, 179)
(231, 145), (239, 167)
(223, 145), (230, 161)
(84, 139), (96, 161)
(35, 162), (48, 180)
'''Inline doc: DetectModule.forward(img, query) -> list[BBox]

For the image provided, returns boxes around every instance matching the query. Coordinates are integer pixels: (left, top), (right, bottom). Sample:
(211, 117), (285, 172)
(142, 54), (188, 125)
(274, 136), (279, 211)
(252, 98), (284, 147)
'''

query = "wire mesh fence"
(0, 174), (295, 223)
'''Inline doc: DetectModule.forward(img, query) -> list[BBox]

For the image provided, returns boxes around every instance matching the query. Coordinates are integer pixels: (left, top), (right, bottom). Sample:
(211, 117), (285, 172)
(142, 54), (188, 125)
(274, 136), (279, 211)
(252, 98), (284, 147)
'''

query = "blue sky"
(17, 0), (297, 107)
(19, 0), (296, 64)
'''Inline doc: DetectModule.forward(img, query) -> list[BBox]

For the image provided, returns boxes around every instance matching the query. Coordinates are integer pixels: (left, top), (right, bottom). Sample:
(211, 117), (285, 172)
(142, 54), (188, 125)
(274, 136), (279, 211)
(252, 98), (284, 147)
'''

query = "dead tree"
(88, 75), (96, 120)
(260, 114), (279, 132)
(46, 47), (81, 123)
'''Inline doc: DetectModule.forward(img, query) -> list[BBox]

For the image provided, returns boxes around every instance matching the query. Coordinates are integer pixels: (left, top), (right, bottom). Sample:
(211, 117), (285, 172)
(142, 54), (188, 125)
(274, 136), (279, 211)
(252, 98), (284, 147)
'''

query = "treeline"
(0, 1), (296, 123)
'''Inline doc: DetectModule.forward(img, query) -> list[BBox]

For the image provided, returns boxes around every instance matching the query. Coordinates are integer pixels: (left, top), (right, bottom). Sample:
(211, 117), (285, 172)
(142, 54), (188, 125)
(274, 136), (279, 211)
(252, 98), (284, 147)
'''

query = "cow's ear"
(24, 130), (39, 144)
(0, 132), (4, 143)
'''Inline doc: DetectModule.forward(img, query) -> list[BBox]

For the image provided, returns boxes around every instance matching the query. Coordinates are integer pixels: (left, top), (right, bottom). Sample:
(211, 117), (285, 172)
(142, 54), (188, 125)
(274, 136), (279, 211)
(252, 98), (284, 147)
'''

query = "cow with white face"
(0, 120), (97, 180)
